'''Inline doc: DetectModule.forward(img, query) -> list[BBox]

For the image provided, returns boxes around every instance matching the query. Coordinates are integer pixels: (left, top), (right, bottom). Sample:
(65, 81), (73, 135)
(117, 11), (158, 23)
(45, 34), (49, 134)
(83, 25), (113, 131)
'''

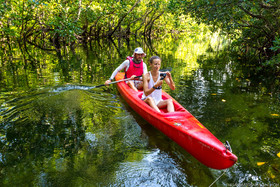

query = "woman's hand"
(166, 71), (171, 78)
(154, 80), (163, 88)
(165, 71), (175, 90)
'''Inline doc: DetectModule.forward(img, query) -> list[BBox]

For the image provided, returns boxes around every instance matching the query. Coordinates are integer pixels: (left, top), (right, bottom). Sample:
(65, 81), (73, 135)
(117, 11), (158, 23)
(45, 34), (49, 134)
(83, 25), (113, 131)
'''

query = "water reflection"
(119, 101), (216, 186)
(0, 37), (279, 186)
(0, 87), (121, 184)
(175, 49), (280, 185)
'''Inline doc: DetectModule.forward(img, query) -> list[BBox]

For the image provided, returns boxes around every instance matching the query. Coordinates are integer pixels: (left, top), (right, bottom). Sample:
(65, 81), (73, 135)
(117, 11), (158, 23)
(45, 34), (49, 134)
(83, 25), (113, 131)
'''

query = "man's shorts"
(126, 80), (142, 89)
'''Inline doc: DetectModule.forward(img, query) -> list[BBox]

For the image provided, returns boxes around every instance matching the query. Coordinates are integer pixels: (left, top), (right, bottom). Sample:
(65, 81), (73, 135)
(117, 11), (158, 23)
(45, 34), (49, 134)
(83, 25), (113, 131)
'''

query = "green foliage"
(171, 0), (280, 62)
(1, 0), (279, 73)
(0, 0), (204, 53)
(271, 37), (280, 52)
(259, 36), (280, 74)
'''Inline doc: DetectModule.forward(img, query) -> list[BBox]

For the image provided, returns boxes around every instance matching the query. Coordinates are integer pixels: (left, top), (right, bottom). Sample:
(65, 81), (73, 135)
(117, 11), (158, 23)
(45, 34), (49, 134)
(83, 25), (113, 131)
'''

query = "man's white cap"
(133, 47), (146, 57)
(134, 47), (145, 54)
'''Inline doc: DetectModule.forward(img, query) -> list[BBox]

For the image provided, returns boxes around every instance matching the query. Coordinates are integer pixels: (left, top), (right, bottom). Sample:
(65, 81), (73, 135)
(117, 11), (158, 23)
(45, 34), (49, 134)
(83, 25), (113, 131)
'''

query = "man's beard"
(133, 58), (141, 64)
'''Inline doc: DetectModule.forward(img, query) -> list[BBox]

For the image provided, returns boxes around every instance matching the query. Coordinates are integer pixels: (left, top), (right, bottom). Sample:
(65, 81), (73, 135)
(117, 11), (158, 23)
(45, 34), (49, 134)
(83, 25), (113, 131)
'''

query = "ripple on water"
(115, 149), (187, 186)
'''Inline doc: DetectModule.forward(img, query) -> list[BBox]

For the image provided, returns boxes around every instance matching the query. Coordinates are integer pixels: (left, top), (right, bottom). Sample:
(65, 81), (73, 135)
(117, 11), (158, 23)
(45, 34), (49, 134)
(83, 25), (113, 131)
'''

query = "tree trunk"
(108, 0), (141, 37)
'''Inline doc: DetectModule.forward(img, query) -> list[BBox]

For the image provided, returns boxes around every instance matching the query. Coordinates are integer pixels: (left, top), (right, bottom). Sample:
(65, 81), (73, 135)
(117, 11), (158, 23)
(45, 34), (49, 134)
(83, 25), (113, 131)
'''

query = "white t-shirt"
(141, 71), (162, 105)
(109, 59), (148, 80)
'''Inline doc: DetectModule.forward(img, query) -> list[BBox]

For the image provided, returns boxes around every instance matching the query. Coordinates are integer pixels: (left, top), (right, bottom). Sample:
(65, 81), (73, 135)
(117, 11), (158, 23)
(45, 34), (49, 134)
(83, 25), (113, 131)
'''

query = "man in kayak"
(142, 56), (175, 113)
(104, 47), (148, 91)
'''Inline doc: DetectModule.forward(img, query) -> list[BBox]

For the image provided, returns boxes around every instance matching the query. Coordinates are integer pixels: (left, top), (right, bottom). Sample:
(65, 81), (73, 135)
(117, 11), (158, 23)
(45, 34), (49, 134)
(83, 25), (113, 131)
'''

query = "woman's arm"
(142, 73), (151, 96)
(164, 72), (175, 90)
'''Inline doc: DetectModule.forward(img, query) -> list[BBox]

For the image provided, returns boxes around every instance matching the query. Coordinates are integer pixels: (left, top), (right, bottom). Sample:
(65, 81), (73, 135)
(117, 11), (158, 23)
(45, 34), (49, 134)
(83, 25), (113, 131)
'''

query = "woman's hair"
(149, 56), (161, 64)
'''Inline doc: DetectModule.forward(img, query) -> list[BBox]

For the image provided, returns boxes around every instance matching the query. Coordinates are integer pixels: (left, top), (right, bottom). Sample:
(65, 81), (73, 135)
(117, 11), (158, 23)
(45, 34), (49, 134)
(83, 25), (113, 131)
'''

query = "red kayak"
(115, 72), (237, 169)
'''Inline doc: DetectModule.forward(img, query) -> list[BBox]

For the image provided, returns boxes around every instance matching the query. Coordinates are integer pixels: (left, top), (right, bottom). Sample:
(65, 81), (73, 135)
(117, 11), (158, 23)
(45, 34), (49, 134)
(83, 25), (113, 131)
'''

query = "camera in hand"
(160, 73), (167, 80)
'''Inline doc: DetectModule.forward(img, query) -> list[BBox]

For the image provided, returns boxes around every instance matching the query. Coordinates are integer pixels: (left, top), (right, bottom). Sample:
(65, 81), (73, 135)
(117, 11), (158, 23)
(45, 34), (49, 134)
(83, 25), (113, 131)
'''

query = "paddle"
(92, 76), (142, 88)
(92, 67), (172, 89)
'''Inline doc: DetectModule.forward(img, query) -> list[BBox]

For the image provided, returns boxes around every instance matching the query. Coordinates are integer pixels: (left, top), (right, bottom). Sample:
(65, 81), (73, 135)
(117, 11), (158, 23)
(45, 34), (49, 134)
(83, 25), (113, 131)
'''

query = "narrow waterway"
(0, 36), (279, 186)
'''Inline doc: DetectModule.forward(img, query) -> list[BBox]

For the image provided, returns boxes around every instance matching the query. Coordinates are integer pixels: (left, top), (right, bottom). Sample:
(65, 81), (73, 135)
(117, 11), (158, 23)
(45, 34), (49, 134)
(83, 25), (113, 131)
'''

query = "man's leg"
(136, 81), (143, 90)
(127, 81), (138, 92)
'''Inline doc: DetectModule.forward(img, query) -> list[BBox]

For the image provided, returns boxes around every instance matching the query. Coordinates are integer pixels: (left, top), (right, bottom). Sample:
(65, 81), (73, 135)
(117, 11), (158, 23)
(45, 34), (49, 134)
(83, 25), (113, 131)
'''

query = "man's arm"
(109, 60), (129, 80)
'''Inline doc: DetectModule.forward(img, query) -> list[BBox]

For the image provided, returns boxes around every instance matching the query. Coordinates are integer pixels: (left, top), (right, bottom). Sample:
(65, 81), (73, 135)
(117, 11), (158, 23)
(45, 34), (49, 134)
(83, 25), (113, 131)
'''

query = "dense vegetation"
(0, 0), (279, 73)
(0, 0), (191, 54)
(0, 1), (280, 185)
(171, 0), (280, 71)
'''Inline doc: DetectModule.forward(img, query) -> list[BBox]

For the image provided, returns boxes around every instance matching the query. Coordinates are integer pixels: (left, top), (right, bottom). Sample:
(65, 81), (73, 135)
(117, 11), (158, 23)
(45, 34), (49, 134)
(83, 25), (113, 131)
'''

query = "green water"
(0, 37), (279, 186)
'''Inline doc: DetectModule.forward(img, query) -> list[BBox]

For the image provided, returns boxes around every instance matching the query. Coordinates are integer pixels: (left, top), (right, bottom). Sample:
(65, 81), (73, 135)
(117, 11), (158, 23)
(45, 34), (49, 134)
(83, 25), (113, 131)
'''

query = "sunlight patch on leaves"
(257, 162), (266, 166)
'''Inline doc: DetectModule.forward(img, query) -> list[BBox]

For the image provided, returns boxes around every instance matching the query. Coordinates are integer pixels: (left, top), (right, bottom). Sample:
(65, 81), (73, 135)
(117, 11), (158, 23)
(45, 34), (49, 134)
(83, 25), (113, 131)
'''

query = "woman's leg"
(157, 99), (174, 113)
(143, 97), (160, 112)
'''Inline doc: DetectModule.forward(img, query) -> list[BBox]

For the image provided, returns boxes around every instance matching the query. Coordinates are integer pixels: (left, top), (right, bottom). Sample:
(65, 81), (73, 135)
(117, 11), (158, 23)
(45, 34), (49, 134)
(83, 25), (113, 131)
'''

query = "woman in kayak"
(142, 56), (175, 113)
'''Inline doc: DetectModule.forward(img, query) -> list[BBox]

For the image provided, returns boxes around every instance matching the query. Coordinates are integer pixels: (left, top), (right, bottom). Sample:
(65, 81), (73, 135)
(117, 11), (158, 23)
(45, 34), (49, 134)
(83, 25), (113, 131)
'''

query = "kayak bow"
(115, 72), (237, 169)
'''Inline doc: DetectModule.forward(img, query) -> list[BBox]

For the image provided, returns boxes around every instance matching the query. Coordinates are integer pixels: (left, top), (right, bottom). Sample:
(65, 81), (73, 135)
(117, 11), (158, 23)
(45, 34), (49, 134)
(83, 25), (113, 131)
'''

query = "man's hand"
(129, 75), (137, 80)
(105, 80), (112, 85)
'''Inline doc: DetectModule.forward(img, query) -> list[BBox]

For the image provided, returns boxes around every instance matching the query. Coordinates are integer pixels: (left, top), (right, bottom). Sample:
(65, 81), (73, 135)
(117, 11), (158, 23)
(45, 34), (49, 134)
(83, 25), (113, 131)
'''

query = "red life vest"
(125, 56), (143, 78)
